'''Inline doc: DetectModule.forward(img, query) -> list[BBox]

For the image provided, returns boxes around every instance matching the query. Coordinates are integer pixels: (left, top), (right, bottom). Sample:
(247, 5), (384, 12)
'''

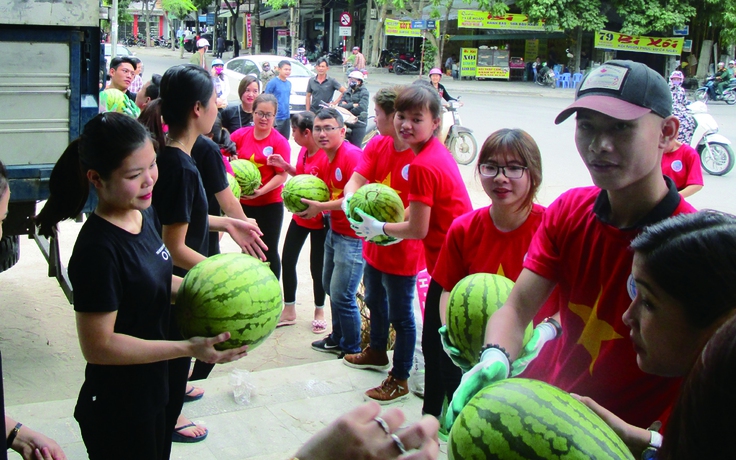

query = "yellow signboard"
(457, 10), (560, 31)
(595, 30), (684, 56)
(385, 19), (421, 37)
(460, 48), (477, 78)
(476, 66), (510, 79)
(524, 39), (539, 63)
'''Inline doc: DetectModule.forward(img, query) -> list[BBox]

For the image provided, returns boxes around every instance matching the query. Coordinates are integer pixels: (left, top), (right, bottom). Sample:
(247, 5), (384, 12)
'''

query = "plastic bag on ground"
(229, 369), (256, 405)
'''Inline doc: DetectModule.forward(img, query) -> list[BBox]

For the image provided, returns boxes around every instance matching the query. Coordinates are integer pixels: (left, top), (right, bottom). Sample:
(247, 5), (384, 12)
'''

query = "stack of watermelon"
(175, 253), (282, 351)
(348, 183), (405, 245)
(227, 174), (242, 200)
(281, 175), (330, 213)
(446, 273), (533, 367)
(448, 379), (634, 459)
(231, 159), (262, 196)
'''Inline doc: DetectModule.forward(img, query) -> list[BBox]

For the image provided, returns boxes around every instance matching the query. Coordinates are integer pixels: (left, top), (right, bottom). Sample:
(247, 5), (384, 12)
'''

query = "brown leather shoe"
(343, 345), (390, 371)
(364, 373), (409, 405)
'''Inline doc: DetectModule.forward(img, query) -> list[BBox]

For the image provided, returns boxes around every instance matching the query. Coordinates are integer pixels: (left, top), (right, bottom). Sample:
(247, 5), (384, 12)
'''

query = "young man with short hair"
(128, 57), (143, 94)
(298, 108), (364, 357)
(306, 58), (345, 113)
(265, 60), (292, 139)
(452, 61), (696, 441)
(108, 56), (137, 102)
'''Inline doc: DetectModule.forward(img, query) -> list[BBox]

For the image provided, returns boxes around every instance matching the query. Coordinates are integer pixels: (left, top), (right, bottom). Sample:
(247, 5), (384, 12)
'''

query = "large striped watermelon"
(282, 175), (330, 213)
(175, 253), (282, 351)
(449, 379), (634, 459)
(446, 273), (533, 367)
(348, 183), (404, 245)
(230, 159), (262, 196)
(227, 173), (242, 200)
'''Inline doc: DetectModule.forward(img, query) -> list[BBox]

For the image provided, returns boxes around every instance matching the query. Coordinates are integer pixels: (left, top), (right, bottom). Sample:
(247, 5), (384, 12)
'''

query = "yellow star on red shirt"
(497, 264), (505, 277)
(379, 173), (402, 194)
(330, 181), (343, 201)
(248, 153), (265, 168)
(568, 288), (624, 375)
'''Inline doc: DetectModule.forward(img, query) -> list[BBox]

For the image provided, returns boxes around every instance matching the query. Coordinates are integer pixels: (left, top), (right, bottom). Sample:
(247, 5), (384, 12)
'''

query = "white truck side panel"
(0, 41), (70, 166)
(0, 0), (99, 27)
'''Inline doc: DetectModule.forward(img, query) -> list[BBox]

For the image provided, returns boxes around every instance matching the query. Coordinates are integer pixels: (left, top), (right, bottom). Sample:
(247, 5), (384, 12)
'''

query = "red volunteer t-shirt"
(520, 185), (696, 429)
(354, 135), (425, 276)
(661, 144), (704, 191)
(432, 204), (556, 325)
(292, 147), (329, 230)
(320, 141), (362, 237)
(408, 136), (472, 276)
(231, 126), (291, 206)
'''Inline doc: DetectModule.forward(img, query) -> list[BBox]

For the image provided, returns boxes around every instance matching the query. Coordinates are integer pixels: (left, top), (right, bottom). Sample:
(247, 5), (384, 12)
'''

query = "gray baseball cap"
(555, 60), (672, 124)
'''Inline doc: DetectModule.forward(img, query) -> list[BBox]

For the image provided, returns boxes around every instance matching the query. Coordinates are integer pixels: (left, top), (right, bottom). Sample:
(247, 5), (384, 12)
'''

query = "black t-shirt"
(153, 146), (209, 277)
(68, 208), (172, 415)
(221, 103), (253, 134)
(191, 135), (229, 256)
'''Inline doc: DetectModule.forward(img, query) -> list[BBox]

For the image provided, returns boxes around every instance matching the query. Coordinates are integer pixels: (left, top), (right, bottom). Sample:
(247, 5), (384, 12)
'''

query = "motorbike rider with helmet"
(338, 70), (369, 147)
(715, 61), (731, 97)
(429, 67), (461, 104)
(669, 70), (695, 144)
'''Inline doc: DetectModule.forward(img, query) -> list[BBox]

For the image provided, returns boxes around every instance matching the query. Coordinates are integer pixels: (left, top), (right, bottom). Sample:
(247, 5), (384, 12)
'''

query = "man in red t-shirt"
(452, 61), (696, 448)
(298, 108), (365, 356)
(341, 87), (426, 404)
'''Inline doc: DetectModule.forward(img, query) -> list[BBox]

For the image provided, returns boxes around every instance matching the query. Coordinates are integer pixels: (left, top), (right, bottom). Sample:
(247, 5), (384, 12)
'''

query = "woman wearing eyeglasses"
(231, 93), (291, 279)
(431, 128), (558, 409)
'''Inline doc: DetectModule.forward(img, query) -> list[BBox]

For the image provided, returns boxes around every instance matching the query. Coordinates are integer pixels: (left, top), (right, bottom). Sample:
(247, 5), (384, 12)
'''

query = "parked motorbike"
(535, 64), (556, 87)
(696, 76), (736, 104)
(442, 99), (478, 165)
(328, 47), (343, 66)
(393, 58), (420, 75)
(688, 101), (735, 176)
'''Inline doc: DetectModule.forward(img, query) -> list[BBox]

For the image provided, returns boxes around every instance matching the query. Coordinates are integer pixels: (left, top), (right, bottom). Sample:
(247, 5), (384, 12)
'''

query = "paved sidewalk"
(7, 358), (444, 460)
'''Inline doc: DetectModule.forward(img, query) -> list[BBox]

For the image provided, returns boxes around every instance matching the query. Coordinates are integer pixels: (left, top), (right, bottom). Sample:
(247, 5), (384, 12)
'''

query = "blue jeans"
(363, 263), (417, 380)
(323, 228), (365, 353)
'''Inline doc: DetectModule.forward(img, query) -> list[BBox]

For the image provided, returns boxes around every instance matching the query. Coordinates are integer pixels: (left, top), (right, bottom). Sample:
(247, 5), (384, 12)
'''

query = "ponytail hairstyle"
(159, 64), (214, 132)
(290, 111), (315, 134)
(137, 98), (165, 153)
(35, 112), (151, 237)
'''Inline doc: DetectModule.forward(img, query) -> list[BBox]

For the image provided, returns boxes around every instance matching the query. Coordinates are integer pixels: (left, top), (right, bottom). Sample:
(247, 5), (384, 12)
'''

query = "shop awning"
(448, 30), (567, 41)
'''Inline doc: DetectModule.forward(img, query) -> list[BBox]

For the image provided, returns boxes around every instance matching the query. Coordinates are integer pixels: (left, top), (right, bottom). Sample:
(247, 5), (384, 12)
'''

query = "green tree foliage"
(162, 0), (197, 19)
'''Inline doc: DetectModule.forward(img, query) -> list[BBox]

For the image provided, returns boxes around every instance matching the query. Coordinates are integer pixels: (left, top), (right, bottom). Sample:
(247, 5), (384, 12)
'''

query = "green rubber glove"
(439, 325), (473, 373)
(510, 319), (561, 377)
(444, 347), (510, 431)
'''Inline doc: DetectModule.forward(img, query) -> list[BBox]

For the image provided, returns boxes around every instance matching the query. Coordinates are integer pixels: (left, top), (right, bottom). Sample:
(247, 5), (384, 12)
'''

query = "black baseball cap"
(555, 60), (672, 124)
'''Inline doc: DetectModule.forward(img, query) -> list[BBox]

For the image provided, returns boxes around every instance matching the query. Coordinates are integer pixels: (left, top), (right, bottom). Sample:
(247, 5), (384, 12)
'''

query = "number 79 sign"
(595, 29), (684, 56)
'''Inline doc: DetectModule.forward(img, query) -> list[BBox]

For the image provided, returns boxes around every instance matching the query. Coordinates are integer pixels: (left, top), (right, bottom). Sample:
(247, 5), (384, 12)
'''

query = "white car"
(103, 43), (135, 73)
(222, 55), (315, 112)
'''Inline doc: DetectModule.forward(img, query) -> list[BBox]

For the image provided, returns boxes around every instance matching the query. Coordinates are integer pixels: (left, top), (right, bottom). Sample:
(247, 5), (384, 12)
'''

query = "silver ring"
(374, 417), (390, 435)
(391, 433), (407, 454)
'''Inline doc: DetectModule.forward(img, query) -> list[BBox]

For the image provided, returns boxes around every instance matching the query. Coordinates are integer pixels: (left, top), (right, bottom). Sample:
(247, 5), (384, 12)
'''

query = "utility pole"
(111, 0), (118, 57)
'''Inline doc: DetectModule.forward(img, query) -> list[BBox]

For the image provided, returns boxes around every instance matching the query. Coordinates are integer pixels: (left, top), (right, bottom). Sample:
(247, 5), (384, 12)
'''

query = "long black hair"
(159, 64), (214, 132)
(35, 113), (151, 237)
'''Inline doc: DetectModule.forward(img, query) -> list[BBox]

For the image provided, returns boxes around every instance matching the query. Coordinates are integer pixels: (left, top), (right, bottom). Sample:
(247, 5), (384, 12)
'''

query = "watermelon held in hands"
(446, 273), (533, 367)
(448, 379), (634, 460)
(281, 175), (330, 213)
(227, 174), (242, 200)
(175, 253), (282, 351)
(230, 159), (262, 196)
(348, 183), (405, 246)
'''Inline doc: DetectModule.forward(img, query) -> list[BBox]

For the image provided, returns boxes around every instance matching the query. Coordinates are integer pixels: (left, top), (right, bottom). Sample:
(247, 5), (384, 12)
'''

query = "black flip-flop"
(172, 423), (208, 443)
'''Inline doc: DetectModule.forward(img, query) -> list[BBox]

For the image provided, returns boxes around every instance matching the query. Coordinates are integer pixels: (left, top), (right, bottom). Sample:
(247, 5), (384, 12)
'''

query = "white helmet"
(197, 38), (210, 48)
(348, 70), (364, 82)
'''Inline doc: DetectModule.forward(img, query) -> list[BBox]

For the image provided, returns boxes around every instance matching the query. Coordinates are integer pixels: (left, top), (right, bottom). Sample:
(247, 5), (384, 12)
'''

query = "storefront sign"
(385, 19), (422, 37)
(460, 47), (477, 78)
(246, 13), (252, 48)
(595, 30), (684, 56)
(476, 66), (510, 79)
(683, 39), (692, 53)
(524, 39), (539, 63)
(265, 17), (288, 28)
(457, 10), (560, 31)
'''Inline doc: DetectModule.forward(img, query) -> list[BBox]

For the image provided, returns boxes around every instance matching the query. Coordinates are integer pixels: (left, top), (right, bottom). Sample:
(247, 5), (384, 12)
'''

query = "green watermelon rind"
(227, 174), (242, 200)
(348, 183), (405, 245)
(282, 175), (330, 213)
(448, 379), (634, 460)
(175, 253), (282, 351)
(230, 159), (262, 196)
(446, 273), (533, 367)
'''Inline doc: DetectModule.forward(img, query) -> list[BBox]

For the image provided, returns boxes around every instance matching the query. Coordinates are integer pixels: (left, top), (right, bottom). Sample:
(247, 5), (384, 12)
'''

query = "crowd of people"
(5, 54), (736, 460)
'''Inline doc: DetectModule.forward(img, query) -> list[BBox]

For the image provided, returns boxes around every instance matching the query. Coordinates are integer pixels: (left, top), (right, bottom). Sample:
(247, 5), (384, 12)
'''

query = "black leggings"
(421, 278), (463, 417)
(241, 201), (284, 280)
(191, 201), (284, 381)
(281, 219), (327, 305)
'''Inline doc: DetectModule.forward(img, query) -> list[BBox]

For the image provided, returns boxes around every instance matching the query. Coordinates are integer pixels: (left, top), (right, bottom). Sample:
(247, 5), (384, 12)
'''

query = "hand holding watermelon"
(445, 347), (510, 431)
(223, 219), (268, 261)
(350, 208), (388, 240)
(295, 198), (325, 220)
(188, 331), (249, 364)
(439, 325), (473, 372)
(510, 318), (561, 377)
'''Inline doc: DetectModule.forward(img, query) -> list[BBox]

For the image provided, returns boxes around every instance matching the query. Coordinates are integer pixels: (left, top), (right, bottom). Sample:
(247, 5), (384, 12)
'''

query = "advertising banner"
(385, 19), (422, 37)
(476, 66), (510, 79)
(594, 30), (684, 56)
(457, 10), (561, 31)
(246, 13), (252, 48)
(460, 47), (477, 78)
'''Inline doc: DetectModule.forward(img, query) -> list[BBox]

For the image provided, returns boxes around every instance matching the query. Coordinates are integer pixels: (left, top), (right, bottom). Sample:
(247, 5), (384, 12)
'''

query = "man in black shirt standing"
(306, 58), (345, 113)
